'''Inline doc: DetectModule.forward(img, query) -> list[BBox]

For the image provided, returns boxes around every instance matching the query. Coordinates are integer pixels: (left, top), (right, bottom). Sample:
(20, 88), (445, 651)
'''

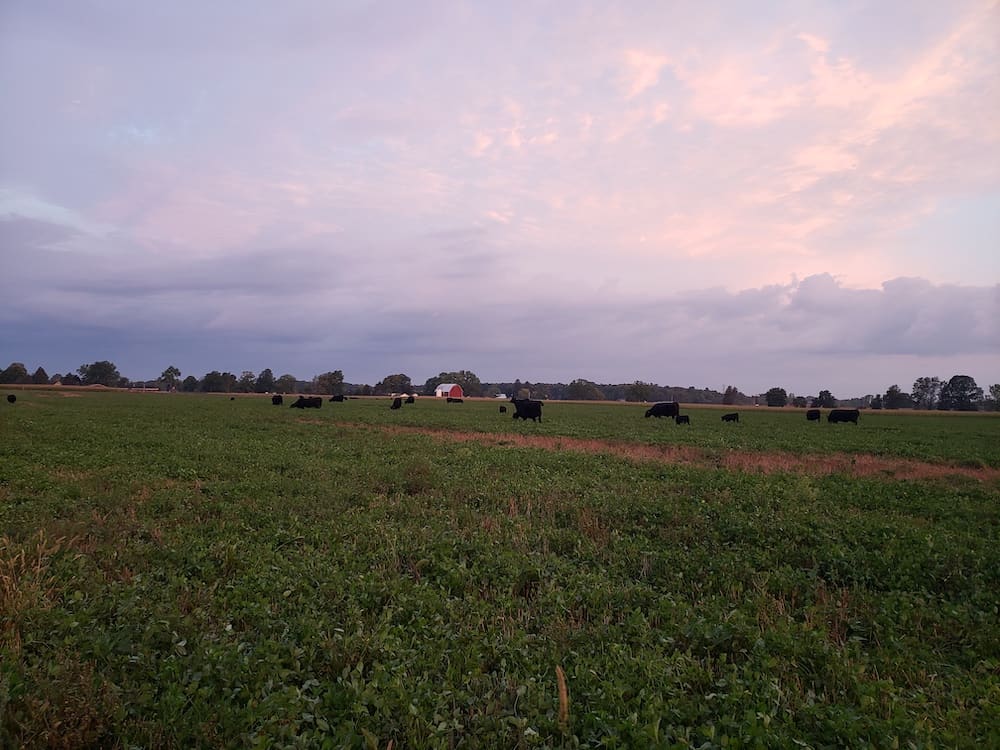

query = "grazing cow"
(329, 394), (346, 402)
(405, 395), (415, 404)
(499, 405), (507, 414)
(675, 414), (691, 425)
(806, 409), (821, 422)
(447, 397), (464, 403)
(511, 398), (543, 422)
(828, 408), (860, 424)
(722, 412), (739, 423)
(230, 396), (236, 401)
(290, 396), (322, 409)
(272, 394), (283, 406)
(645, 402), (680, 419)
(390, 397), (403, 410)
(6, 394), (15, 404)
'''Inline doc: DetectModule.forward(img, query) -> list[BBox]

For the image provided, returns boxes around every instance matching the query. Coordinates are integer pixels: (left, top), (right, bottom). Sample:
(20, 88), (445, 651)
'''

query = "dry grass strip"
(313, 420), (1000, 483)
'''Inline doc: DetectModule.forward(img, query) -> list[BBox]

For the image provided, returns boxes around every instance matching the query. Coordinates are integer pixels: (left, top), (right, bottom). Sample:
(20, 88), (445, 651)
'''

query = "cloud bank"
(1, 1), (997, 393)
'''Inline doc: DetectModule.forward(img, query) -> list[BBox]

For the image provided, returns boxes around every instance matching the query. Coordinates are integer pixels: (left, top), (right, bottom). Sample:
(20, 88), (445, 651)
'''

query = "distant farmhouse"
(434, 383), (464, 399)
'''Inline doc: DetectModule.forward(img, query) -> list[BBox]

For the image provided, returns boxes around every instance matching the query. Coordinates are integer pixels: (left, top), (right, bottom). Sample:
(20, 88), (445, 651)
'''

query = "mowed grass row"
(2, 392), (999, 748)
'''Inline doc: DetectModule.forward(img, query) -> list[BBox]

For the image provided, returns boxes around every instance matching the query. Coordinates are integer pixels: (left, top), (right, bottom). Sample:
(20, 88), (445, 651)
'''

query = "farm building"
(434, 383), (464, 399)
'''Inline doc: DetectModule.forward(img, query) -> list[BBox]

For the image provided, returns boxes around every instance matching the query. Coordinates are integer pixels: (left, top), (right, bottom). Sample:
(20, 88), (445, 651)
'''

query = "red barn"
(434, 383), (464, 399)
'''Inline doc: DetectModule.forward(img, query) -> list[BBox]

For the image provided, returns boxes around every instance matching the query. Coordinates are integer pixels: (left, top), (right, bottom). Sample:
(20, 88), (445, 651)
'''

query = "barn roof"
(435, 383), (460, 390)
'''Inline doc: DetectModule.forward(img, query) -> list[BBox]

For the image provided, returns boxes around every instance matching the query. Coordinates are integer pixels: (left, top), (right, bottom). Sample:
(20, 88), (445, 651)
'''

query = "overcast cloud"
(1, 1), (997, 395)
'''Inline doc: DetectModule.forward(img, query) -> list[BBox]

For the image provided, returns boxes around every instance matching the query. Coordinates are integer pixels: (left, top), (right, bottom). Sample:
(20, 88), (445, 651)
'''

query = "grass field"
(2, 391), (999, 748)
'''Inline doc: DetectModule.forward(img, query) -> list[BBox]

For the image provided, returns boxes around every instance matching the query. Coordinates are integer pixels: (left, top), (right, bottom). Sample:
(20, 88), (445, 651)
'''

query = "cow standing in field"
(405, 395), (415, 404)
(329, 394), (346, 402)
(722, 412), (739, 422)
(806, 409), (821, 422)
(511, 398), (543, 422)
(447, 397), (463, 403)
(6, 394), (15, 404)
(645, 402), (680, 419)
(390, 397), (403, 410)
(828, 408), (860, 424)
(499, 405), (507, 414)
(290, 396), (322, 409)
(272, 394), (284, 406)
(675, 415), (690, 425)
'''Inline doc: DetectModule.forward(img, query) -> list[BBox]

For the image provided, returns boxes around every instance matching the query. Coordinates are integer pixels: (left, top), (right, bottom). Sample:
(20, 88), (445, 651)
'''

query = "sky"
(1, 0), (998, 396)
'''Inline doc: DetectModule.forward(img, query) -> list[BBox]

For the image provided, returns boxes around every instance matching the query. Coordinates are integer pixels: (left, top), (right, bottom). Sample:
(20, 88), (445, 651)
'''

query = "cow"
(329, 394), (346, 402)
(405, 395), (415, 404)
(722, 412), (739, 423)
(499, 405), (507, 414)
(272, 394), (283, 406)
(230, 396), (236, 401)
(390, 397), (403, 410)
(6, 394), (15, 404)
(447, 397), (464, 403)
(806, 409), (821, 422)
(828, 408), (860, 424)
(511, 398), (543, 422)
(675, 414), (690, 425)
(645, 402), (680, 419)
(290, 396), (322, 409)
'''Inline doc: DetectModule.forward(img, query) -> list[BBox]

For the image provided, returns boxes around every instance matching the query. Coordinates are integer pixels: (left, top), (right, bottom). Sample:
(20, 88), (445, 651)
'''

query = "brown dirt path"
(314, 421), (1000, 483)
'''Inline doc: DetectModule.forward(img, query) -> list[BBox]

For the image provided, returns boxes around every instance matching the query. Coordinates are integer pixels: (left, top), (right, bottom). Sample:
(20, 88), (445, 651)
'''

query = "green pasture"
(2, 391), (999, 748)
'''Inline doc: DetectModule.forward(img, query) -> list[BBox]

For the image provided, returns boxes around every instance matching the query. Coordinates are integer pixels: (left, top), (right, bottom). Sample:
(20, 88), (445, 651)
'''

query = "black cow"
(272, 394), (283, 406)
(511, 398), (543, 422)
(499, 405), (507, 414)
(290, 396), (322, 409)
(645, 402), (680, 419)
(722, 412), (739, 423)
(230, 396), (236, 401)
(390, 397), (403, 410)
(828, 408), (860, 424)
(329, 394), (346, 402)
(6, 394), (15, 404)
(405, 395), (415, 404)
(447, 397), (464, 403)
(675, 414), (690, 425)
(806, 409), (821, 421)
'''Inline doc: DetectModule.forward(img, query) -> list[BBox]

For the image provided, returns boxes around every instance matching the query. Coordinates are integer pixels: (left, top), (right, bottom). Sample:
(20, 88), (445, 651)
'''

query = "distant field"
(2, 392), (999, 747)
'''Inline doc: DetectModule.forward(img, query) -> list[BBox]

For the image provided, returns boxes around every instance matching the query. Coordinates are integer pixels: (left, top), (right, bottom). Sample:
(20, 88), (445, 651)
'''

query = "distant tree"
(765, 387), (788, 407)
(375, 373), (412, 395)
(722, 386), (738, 405)
(0, 362), (30, 384)
(624, 381), (653, 402)
(201, 371), (228, 393)
(989, 384), (1000, 412)
(424, 370), (482, 397)
(181, 375), (199, 392)
(566, 379), (605, 400)
(274, 374), (298, 393)
(358, 384), (373, 396)
(314, 370), (345, 395)
(870, 394), (883, 409)
(811, 390), (837, 408)
(78, 361), (121, 387)
(882, 384), (912, 409)
(791, 396), (808, 408)
(60, 372), (83, 386)
(254, 369), (275, 393)
(911, 377), (942, 410)
(938, 375), (983, 411)
(31, 366), (49, 385)
(160, 365), (182, 391)
(49, 373), (62, 384)
(237, 371), (257, 393)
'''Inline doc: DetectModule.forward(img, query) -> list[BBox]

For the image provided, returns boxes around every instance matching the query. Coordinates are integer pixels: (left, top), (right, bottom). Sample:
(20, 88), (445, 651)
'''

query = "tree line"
(2, 361), (997, 411)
